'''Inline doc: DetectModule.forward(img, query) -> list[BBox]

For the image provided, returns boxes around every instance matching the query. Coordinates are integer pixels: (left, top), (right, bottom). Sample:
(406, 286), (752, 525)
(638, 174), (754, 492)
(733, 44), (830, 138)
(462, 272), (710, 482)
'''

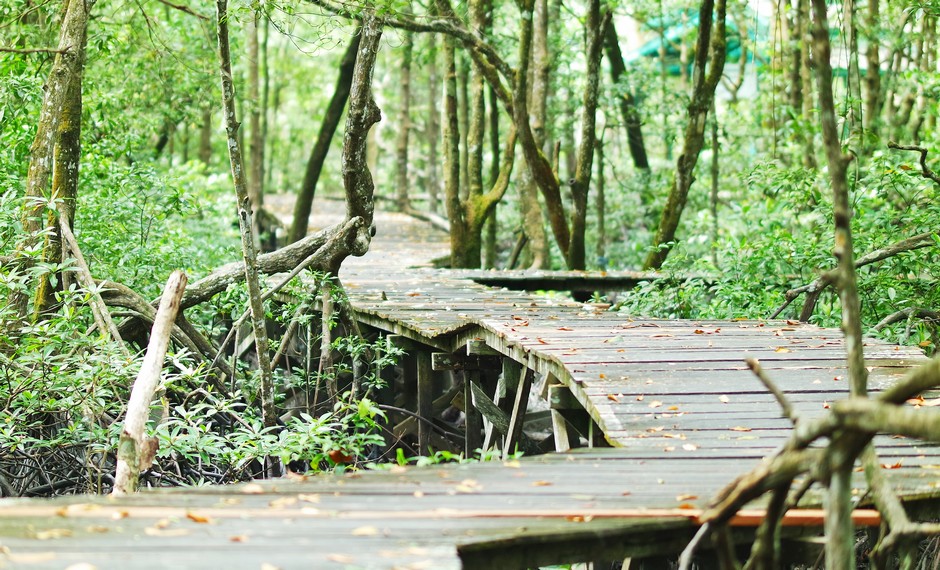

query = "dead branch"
(155, 0), (210, 20)
(746, 358), (796, 423)
(874, 307), (940, 331)
(178, 217), (363, 310)
(888, 141), (940, 186)
(113, 271), (187, 495)
(770, 231), (938, 320)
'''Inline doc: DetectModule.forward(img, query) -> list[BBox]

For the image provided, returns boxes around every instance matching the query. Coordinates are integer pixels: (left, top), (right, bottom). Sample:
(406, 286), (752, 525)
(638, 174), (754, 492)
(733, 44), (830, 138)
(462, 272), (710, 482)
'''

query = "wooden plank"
(504, 369), (533, 459)
(416, 350), (433, 454)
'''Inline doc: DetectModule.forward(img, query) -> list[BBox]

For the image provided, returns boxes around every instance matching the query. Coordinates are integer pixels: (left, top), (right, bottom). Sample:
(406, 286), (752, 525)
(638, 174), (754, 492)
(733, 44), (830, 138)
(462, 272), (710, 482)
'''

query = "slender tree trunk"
(395, 27), (413, 211)
(567, 0), (607, 270)
(458, 53), (470, 201)
(812, 0), (868, 563)
(483, 86), (499, 268)
(215, 0), (277, 445)
(644, 0), (727, 270)
(426, 32), (441, 215)
(594, 135), (606, 265)
(603, 19), (649, 171)
(288, 31), (361, 243)
(519, 0), (550, 269)
(843, 0), (861, 139)
(199, 106), (213, 165)
(863, 0), (881, 134)
(247, 5), (264, 240)
(443, 29), (467, 267)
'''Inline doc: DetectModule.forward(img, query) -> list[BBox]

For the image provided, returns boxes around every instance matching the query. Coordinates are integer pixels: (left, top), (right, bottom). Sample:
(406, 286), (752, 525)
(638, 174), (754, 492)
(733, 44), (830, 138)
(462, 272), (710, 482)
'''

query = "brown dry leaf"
(607, 394), (620, 402)
(676, 493), (699, 502)
(650, 333), (674, 338)
(503, 459), (522, 468)
(730, 426), (752, 432)
(667, 405), (679, 411)
(636, 395), (645, 401)
(406, 292), (421, 297)
(268, 497), (298, 509)
(111, 510), (129, 520)
(85, 526), (110, 534)
(153, 518), (172, 529)
(558, 326), (574, 331)
(786, 319), (800, 325)
(566, 515), (594, 523)
(352, 526), (381, 537)
(413, 491), (425, 498)
(907, 396), (926, 406)
(881, 461), (903, 470)
(186, 512), (212, 524)
(677, 503), (698, 510)
(663, 446), (676, 452)
(241, 483), (265, 494)
(823, 401), (831, 409)
(694, 329), (705, 334)
(229, 534), (250, 543)
(34, 528), (73, 540)
(297, 494), (321, 504)
(454, 479), (482, 493)
(647, 426), (665, 432)
(774, 347), (792, 353)
(531, 480), (553, 487)
(536, 337), (548, 344)
(648, 400), (663, 408)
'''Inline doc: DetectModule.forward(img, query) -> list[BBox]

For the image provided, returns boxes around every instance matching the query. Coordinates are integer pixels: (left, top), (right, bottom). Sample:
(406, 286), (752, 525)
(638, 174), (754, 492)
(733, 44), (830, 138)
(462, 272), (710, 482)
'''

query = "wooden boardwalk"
(1, 196), (937, 569)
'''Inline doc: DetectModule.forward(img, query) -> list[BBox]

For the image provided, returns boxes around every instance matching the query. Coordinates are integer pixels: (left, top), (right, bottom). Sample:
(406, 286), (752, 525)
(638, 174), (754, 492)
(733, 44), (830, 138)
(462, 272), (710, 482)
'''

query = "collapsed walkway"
(0, 197), (937, 569)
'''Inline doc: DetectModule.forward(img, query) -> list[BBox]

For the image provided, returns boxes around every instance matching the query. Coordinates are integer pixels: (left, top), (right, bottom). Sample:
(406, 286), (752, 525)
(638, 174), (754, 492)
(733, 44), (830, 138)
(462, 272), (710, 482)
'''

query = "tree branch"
(888, 141), (940, 186)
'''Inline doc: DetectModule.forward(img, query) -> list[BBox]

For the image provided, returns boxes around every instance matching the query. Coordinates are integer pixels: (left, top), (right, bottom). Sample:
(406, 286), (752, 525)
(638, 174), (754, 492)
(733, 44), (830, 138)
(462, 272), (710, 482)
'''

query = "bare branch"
(746, 358), (797, 423)
(888, 141), (940, 186)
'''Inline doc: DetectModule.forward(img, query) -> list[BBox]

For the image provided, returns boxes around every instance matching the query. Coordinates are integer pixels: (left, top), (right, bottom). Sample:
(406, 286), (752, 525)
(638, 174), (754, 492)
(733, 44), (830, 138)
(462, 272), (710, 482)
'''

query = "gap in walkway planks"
(1, 195), (938, 569)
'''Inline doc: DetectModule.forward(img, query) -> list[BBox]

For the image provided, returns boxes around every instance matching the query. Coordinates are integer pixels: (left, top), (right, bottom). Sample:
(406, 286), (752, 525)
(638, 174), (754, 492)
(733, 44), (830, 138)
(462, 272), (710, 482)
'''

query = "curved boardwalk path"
(1, 197), (937, 569)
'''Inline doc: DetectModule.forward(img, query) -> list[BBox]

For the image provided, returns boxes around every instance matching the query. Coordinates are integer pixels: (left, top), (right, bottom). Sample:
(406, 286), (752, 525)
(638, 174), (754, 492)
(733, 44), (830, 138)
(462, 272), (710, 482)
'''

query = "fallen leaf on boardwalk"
(662, 433), (686, 439)
(153, 518), (172, 529)
(352, 526), (380, 536)
(111, 510), (129, 520)
(907, 396), (925, 406)
(678, 503), (697, 510)
(406, 292), (421, 297)
(229, 534), (250, 543)
(298, 494), (321, 503)
(603, 335), (624, 343)
(144, 527), (189, 537)
(599, 373), (606, 379)
(694, 329), (705, 334)
(566, 515), (594, 523)
(650, 333), (674, 338)
(730, 426), (752, 432)
(648, 400), (663, 408)
(85, 526), (109, 534)
(536, 337), (548, 344)
(454, 479), (482, 493)
(823, 401), (831, 409)
(636, 395), (645, 401)
(682, 444), (698, 451)
(57, 503), (101, 517)
(285, 471), (308, 482)
(413, 491), (425, 498)
(327, 555), (355, 564)
(268, 497), (298, 509)
(261, 563), (283, 570)
(786, 319), (800, 325)
(532, 480), (553, 487)
(719, 395), (730, 404)
(186, 512), (212, 524)
(241, 483), (265, 494)
(607, 394), (620, 402)
(34, 528), (73, 540)
(667, 405), (679, 411)
(676, 494), (699, 502)
(558, 326), (574, 331)
(503, 460), (521, 468)
(663, 446), (676, 452)
(646, 426), (665, 432)
(774, 347), (792, 353)
(621, 491), (632, 496)
(882, 461), (903, 470)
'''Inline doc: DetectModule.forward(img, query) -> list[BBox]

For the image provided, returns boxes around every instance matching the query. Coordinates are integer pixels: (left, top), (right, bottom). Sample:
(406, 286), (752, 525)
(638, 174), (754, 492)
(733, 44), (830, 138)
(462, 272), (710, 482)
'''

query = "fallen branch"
(113, 270), (187, 495)
(874, 307), (940, 331)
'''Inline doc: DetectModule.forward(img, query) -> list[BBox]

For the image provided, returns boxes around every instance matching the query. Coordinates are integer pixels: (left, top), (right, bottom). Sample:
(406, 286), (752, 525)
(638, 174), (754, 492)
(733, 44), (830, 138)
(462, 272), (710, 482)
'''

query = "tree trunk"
(443, 27), (467, 267)
(199, 106), (213, 165)
(519, 0), (551, 269)
(644, 0), (727, 270)
(395, 27), (413, 211)
(594, 136), (606, 265)
(15, 0), (93, 322)
(566, 0), (606, 270)
(342, 16), (383, 259)
(426, 32), (441, 215)
(483, 86), (499, 269)
(248, 6), (264, 215)
(603, 19), (650, 171)
(288, 30), (361, 244)
(811, 0), (868, 562)
(862, 0), (881, 134)
(215, 0), (277, 441)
